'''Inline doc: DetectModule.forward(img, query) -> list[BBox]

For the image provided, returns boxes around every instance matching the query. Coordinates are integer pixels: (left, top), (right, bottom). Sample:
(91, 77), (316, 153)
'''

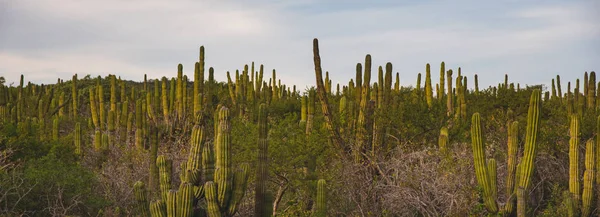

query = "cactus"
(254, 104), (269, 217)
(204, 181), (222, 217)
(439, 127), (448, 154)
(149, 126), (159, 191)
(167, 190), (177, 217)
(72, 74), (78, 118)
(315, 179), (327, 217)
(471, 113), (498, 213)
(194, 46), (205, 118)
(178, 183), (194, 217)
(474, 74), (479, 95)
(439, 62), (445, 99)
(588, 71), (596, 110)
(300, 95), (307, 124)
(161, 77), (169, 124)
(518, 89), (541, 190)
(52, 117), (58, 141)
(581, 139), (595, 217)
(150, 200), (167, 217)
(503, 121), (519, 214)
(552, 79), (557, 99)
(176, 64), (184, 118)
(569, 115), (580, 203)
(157, 155), (172, 202)
(110, 75), (116, 113)
(306, 90), (315, 135)
(488, 158), (498, 201)
(446, 70), (453, 116)
(395, 72), (400, 93)
(97, 78), (105, 131)
(312, 38), (346, 154)
(215, 107), (232, 209)
(74, 122), (82, 156)
(517, 187), (526, 217)
(557, 75), (563, 100)
(425, 63), (433, 108)
(134, 181), (150, 217)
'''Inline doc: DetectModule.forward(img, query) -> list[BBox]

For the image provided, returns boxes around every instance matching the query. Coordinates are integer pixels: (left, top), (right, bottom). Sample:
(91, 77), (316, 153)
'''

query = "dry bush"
(379, 144), (478, 216)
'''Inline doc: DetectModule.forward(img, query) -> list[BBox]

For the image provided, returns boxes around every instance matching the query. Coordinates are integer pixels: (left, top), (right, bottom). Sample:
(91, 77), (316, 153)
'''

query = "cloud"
(0, 0), (598, 92)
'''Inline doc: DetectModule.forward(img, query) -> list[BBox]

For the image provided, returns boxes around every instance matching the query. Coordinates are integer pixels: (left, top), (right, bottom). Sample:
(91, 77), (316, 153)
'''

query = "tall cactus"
(74, 122), (82, 156)
(439, 62), (445, 99)
(134, 181), (150, 217)
(157, 155), (172, 202)
(569, 115), (580, 203)
(215, 107), (232, 209)
(446, 70), (453, 116)
(581, 139), (595, 217)
(518, 89), (541, 190)
(254, 104), (269, 217)
(72, 74), (78, 118)
(439, 127), (448, 154)
(176, 64), (184, 118)
(315, 179), (327, 217)
(503, 121), (519, 214)
(312, 38), (346, 154)
(52, 117), (58, 141)
(471, 113), (498, 213)
(588, 71), (596, 110)
(425, 63), (433, 108)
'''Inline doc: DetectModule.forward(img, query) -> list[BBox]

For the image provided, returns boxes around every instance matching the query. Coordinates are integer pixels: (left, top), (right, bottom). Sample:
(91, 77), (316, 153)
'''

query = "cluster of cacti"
(563, 115), (597, 217)
(131, 105), (252, 217)
(470, 89), (540, 215)
(1, 37), (598, 216)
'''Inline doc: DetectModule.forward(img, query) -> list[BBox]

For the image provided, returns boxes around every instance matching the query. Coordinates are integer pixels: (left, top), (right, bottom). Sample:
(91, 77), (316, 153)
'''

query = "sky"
(1, 0), (599, 92)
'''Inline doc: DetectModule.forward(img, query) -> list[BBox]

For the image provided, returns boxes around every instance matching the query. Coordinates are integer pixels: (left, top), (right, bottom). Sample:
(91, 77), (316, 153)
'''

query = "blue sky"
(0, 0), (598, 92)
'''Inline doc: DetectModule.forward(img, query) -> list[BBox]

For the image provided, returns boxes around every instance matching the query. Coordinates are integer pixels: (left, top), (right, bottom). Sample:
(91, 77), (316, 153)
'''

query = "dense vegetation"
(0, 38), (597, 216)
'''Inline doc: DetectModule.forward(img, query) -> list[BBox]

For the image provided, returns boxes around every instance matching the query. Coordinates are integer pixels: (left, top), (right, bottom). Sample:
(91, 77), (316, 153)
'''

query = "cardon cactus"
(471, 113), (498, 213)
(581, 139), (595, 217)
(446, 70), (453, 116)
(72, 74), (78, 118)
(425, 63), (433, 108)
(503, 121), (519, 214)
(74, 122), (82, 156)
(134, 181), (150, 217)
(254, 104), (269, 217)
(516, 89), (541, 215)
(439, 126), (448, 154)
(569, 115), (580, 204)
(157, 155), (172, 202)
(315, 179), (327, 217)
(150, 200), (166, 217)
